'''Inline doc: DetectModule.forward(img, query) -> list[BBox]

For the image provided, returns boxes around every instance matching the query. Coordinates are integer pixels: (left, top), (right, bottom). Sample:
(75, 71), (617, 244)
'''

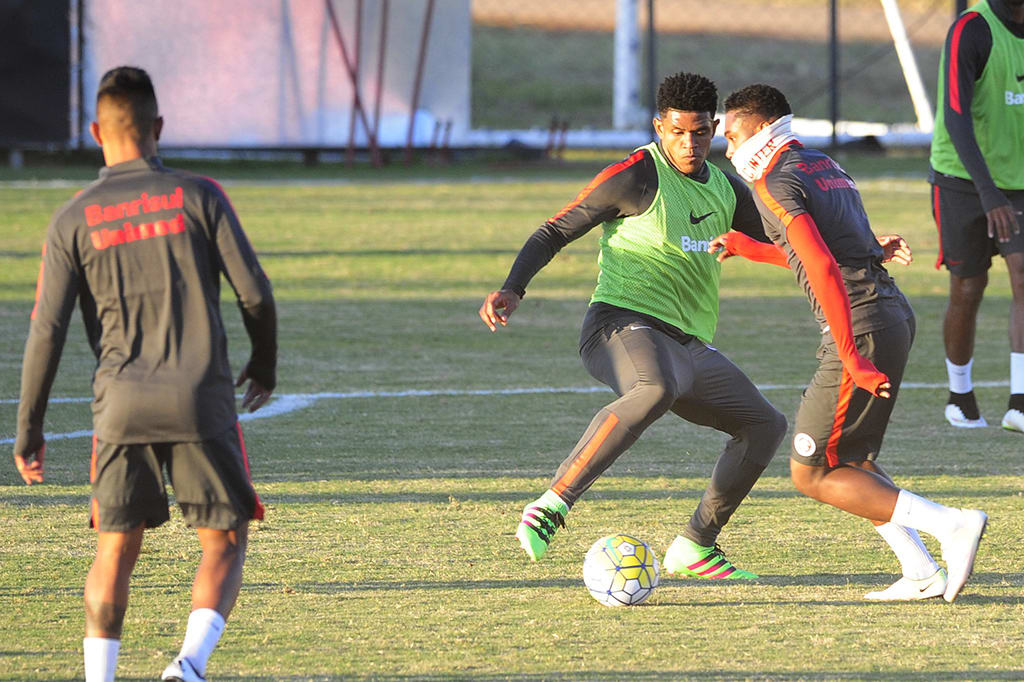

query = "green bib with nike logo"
(590, 142), (736, 343)
(930, 0), (1024, 190)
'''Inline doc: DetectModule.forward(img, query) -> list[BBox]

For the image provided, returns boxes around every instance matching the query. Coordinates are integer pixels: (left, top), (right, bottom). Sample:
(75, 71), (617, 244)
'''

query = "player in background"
(12, 67), (277, 682)
(480, 72), (788, 579)
(930, 0), (1024, 430)
(711, 84), (987, 602)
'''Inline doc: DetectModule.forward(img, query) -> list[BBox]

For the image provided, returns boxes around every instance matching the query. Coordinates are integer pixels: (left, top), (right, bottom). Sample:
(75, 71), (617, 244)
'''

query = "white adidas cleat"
(1001, 408), (1024, 433)
(941, 509), (988, 603)
(865, 568), (947, 601)
(944, 404), (987, 428)
(162, 657), (206, 682)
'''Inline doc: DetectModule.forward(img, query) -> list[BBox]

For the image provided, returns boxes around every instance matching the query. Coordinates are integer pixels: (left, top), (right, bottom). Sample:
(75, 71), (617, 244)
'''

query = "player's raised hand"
(986, 204), (1022, 243)
(14, 444), (45, 485)
(877, 234), (912, 266)
(846, 354), (892, 399)
(236, 366), (273, 412)
(479, 289), (521, 332)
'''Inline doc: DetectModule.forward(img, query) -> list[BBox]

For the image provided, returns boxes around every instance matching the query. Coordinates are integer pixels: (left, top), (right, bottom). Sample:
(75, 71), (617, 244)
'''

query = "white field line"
(0, 380), (1009, 445)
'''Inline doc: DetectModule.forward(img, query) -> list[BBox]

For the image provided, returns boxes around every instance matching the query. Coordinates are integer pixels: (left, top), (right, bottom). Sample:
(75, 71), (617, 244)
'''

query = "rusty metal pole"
(325, 0), (380, 164)
(404, 0), (435, 165)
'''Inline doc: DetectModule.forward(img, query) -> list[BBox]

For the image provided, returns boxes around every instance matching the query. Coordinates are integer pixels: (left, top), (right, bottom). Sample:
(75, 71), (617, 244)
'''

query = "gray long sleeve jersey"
(15, 157), (277, 456)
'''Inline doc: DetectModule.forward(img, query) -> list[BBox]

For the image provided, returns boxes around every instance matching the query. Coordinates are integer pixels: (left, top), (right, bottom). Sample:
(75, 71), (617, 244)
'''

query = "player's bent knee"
(625, 381), (677, 423)
(746, 408), (787, 466)
(767, 408), (788, 443)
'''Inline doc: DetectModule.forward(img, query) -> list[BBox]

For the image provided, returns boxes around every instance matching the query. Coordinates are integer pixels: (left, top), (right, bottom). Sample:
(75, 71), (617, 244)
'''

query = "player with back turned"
(711, 83), (987, 602)
(12, 66), (277, 682)
(480, 72), (788, 579)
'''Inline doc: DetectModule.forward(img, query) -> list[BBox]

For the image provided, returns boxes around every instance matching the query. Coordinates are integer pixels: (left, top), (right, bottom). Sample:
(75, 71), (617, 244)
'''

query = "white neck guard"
(730, 114), (798, 182)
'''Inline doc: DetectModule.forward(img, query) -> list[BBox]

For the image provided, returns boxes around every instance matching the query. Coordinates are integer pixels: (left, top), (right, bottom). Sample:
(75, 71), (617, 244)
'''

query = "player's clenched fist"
(876, 234), (913, 266)
(14, 445), (45, 485)
(479, 289), (521, 332)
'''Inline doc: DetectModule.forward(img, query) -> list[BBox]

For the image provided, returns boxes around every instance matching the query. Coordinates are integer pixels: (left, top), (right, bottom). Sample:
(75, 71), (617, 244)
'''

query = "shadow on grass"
(7, 571), (1016, 600)
(230, 571), (1023, 598)
(3, 483), (1022, 507)
(259, 248), (522, 258)
(121, 671), (1024, 681)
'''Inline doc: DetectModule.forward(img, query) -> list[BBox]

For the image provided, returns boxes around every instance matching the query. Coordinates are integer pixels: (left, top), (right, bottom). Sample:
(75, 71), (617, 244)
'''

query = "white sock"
(177, 608), (225, 677)
(542, 489), (570, 512)
(946, 357), (973, 394)
(889, 489), (963, 544)
(83, 637), (119, 682)
(874, 522), (939, 580)
(1011, 352), (1024, 396)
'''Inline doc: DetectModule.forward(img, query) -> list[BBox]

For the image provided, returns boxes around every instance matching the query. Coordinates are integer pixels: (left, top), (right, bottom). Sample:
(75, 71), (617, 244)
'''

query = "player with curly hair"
(480, 72), (787, 578)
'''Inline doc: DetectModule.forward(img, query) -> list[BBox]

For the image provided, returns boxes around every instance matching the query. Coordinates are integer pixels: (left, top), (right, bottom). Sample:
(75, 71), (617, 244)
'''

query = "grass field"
(2, 150), (1023, 681)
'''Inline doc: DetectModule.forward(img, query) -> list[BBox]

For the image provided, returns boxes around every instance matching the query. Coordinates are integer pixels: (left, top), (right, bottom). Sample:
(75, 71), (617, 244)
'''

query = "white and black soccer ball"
(582, 533), (659, 606)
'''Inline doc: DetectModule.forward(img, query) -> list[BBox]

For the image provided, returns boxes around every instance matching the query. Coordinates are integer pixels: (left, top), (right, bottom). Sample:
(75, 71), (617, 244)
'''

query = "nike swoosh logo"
(690, 210), (714, 225)
(628, 324), (652, 331)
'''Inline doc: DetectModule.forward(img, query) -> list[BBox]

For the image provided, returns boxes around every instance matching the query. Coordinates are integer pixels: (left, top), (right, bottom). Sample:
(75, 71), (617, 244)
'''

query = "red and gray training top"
(753, 142), (913, 336)
(15, 157), (276, 456)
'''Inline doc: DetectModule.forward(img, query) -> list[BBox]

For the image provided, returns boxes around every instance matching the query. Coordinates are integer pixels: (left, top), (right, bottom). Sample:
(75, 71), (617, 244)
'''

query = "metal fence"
(470, 0), (957, 134)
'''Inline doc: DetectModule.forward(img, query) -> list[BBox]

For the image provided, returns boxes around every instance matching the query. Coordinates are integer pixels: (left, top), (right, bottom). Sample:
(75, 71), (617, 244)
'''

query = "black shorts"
(932, 184), (1024, 278)
(89, 423), (264, 532)
(790, 316), (915, 467)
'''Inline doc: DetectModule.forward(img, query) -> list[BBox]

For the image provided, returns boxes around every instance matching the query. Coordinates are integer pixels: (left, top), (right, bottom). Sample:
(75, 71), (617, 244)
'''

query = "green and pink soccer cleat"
(663, 535), (758, 579)
(515, 491), (568, 561)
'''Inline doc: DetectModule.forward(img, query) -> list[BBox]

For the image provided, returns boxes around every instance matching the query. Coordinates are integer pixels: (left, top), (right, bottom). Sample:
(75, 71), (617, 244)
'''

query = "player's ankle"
(947, 390), (981, 420)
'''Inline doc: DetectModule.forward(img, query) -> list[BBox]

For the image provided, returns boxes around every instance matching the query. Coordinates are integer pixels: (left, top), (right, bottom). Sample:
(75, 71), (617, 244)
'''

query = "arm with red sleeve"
(710, 229), (789, 267)
(785, 213), (891, 397)
(710, 173), (790, 267)
(941, 12), (1006, 213)
(754, 167), (891, 397)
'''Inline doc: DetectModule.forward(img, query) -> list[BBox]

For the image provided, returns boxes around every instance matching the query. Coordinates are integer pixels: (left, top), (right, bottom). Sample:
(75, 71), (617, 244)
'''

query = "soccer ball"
(582, 534), (659, 606)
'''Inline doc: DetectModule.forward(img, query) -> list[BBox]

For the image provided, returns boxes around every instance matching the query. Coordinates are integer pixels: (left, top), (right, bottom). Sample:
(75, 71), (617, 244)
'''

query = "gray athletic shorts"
(790, 315), (915, 467)
(89, 423), (264, 532)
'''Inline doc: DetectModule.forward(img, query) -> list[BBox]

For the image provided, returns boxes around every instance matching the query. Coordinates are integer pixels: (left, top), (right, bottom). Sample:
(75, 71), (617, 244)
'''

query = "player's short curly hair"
(724, 84), (792, 121)
(656, 72), (718, 117)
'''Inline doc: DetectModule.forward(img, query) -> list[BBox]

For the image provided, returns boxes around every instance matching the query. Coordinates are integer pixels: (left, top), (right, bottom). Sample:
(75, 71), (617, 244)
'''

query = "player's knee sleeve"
(744, 406), (787, 468)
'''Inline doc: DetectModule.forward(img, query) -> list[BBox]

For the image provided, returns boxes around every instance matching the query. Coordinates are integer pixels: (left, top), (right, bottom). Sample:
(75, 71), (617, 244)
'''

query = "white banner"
(81, 0), (470, 147)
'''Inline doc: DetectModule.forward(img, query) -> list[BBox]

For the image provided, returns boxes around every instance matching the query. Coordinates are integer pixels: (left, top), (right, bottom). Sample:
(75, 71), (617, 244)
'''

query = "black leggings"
(550, 305), (786, 546)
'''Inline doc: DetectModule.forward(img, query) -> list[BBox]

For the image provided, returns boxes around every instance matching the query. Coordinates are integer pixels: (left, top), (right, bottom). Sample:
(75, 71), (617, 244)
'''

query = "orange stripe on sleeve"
(552, 413), (620, 497)
(752, 141), (801, 226)
(549, 150), (646, 222)
(30, 243), (46, 321)
(754, 177), (797, 228)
